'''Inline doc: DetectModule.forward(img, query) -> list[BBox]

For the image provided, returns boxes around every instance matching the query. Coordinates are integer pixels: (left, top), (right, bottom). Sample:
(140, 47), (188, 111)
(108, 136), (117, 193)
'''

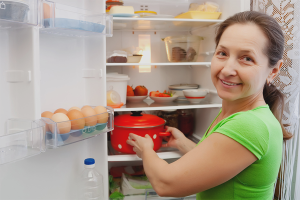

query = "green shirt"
(196, 105), (283, 200)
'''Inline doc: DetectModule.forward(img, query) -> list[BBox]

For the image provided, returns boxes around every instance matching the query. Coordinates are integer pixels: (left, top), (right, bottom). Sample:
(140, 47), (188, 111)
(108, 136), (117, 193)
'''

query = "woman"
(127, 11), (292, 199)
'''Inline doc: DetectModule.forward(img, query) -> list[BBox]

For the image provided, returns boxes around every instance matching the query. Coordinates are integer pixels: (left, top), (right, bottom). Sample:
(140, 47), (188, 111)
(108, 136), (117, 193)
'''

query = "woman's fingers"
(126, 139), (136, 146)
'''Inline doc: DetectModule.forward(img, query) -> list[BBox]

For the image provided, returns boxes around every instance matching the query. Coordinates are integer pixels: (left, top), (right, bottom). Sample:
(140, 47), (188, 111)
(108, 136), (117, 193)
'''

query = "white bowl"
(183, 89), (208, 104)
(126, 95), (148, 103)
(127, 55), (143, 63)
(149, 95), (178, 104)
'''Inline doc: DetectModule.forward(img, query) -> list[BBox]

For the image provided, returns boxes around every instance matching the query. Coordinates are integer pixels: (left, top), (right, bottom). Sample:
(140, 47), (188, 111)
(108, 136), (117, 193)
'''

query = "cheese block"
(109, 6), (134, 14)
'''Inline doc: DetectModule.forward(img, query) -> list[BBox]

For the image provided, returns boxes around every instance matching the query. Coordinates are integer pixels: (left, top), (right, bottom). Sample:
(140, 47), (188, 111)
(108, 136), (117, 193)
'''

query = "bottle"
(178, 109), (195, 137)
(81, 158), (104, 200)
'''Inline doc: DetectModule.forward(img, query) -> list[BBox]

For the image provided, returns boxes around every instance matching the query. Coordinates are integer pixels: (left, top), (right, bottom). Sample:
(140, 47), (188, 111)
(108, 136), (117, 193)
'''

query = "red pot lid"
(114, 111), (165, 128)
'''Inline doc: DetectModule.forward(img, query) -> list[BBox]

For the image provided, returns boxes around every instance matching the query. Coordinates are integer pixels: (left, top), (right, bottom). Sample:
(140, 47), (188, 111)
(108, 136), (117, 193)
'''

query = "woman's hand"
(163, 126), (196, 154)
(126, 133), (154, 158)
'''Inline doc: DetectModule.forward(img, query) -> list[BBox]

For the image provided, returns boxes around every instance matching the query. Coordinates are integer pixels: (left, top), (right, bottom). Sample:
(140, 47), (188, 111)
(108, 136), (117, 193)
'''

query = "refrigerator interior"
(0, 0), (249, 199)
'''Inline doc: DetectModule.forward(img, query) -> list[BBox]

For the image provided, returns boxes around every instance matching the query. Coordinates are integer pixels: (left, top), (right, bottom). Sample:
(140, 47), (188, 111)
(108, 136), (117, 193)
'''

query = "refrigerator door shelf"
(0, 0), (39, 28)
(0, 118), (46, 165)
(42, 106), (114, 148)
(41, 1), (113, 37)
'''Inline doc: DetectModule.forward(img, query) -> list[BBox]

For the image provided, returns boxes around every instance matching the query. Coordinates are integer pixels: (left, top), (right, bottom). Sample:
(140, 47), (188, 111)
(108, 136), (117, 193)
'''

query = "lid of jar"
(114, 111), (165, 128)
(169, 84), (199, 90)
(135, 11), (157, 15)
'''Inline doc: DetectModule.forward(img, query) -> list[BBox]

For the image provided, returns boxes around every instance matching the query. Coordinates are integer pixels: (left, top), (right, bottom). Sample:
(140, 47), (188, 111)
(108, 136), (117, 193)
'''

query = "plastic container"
(168, 84), (199, 100)
(127, 55), (142, 63)
(41, 0), (113, 37)
(106, 1), (123, 11)
(0, 0), (39, 26)
(106, 73), (130, 105)
(134, 11), (157, 17)
(42, 106), (113, 148)
(80, 158), (104, 200)
(0, 119), (46, 165)
(163, 35), (203, 62)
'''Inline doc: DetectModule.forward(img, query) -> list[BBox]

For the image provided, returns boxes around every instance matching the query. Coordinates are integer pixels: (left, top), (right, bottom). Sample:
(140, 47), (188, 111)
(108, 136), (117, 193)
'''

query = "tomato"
(150, 91), (160, 97)
(127, 85), (134, 96)
(134, 85), (148, 96)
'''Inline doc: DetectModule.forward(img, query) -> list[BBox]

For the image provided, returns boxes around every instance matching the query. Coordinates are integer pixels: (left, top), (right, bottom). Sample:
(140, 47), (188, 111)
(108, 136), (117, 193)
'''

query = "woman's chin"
(217, 91), (240, 102)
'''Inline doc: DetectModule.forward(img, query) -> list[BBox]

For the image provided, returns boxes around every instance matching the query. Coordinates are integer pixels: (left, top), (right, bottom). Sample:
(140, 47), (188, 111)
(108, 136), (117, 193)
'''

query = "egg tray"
(45, 123), (107, 147)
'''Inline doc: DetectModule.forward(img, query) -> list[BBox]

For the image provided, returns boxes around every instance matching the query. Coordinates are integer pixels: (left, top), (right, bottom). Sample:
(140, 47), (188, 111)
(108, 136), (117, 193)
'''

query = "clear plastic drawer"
(0, 119), (46, 165)
(41, 0), (113, 37)
(0, 0), (39, 28)
(42, 106), (114, 148)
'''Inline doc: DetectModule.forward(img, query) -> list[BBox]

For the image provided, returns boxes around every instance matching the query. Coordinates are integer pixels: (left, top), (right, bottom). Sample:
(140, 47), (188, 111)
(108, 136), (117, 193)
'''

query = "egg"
(67, 110), (85, 130)
(41, 111), (53, 132)
(81, 107), (97, 126)
(94, 106), (108, 124)
(81, 105), (92, 110)
(41, 111), (54, 118)
(54, 108), (68, 114)
(68, 106), (81, 112)
(50, 113), (71, 134)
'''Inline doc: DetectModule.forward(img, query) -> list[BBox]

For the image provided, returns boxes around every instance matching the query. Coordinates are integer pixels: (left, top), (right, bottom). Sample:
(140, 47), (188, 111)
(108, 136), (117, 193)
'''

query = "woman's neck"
(220, 91), (266, 119)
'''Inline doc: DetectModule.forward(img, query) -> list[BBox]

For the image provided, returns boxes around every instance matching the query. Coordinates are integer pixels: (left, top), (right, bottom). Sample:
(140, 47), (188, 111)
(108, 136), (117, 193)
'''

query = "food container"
(107, 73), (130, 105)
(169, 84), (199, 100)
(163, 35), (203, 62)
(127, 54), (143, 63)
(157, 110), (178, 128)
(111, 111), (170, 154)
(0, 1), (29, 22)
(134, 11), (157, 17)
(107, 50), (127, 63)
(183, 89), (208, 104)
(106, 0), (123, 11)
(178, 109), (195, 136)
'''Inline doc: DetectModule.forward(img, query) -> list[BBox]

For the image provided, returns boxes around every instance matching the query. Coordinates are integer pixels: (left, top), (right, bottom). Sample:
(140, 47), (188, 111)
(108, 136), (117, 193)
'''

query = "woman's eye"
(243, 57), (253, 62)
(217, 51), (226, 56)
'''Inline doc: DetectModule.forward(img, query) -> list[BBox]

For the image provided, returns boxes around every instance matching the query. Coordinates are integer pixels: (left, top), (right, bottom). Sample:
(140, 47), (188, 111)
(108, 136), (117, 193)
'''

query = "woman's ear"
(267, 59), (283, 83)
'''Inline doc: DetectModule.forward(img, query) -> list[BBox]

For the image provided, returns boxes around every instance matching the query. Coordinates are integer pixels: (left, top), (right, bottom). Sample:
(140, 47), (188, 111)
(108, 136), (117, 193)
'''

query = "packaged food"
(178, 109), (195, 136)
(189, 2), (220, 12)
(109, 6), (134, 15)
(134, 11), (157, 17)
(157, 110), (179, 128)
(106, 0), (123, 11)
(107, 50), (127, 63)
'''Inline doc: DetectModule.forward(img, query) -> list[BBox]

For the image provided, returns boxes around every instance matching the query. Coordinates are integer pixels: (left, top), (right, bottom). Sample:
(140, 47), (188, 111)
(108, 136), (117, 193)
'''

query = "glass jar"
(157, 110), (178, 128)
(178, 109), (195, 136)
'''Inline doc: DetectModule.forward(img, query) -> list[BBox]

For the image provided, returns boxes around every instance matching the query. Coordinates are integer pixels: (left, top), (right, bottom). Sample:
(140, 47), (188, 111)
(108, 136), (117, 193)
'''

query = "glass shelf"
(115, 92), (221, 112)
(113, 17), (223, 31)
(40, 0), (113, 37)
(106, 62), (211, 67)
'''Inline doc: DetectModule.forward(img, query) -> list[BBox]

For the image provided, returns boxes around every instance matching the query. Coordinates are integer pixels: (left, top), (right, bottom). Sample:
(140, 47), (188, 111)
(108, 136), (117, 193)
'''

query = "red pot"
(111, 111), (170, 154)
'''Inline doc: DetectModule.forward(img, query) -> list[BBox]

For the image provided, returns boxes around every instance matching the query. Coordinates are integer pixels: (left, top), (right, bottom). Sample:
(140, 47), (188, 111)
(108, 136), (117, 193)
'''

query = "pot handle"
(159, 132), (171, 137)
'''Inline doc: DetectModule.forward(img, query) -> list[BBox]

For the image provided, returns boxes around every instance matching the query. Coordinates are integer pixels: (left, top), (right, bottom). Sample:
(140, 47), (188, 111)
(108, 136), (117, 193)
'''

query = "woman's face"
(211, 23), (272, 102)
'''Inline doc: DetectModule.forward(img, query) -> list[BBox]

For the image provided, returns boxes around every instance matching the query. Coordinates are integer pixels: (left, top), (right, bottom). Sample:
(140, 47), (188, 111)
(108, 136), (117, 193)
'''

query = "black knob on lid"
(131, 111), (143, 116)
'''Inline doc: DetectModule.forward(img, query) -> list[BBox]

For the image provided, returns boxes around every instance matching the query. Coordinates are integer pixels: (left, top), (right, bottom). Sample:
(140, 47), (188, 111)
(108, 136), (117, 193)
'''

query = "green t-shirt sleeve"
(215, 113), (270, 160)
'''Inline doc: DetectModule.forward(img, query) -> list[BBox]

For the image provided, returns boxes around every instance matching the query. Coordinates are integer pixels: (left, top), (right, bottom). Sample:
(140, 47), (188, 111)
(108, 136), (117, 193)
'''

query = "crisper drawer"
(42, 106), (114, 148)
(0, 119), (46, 165)
(41, 0), (113, 37)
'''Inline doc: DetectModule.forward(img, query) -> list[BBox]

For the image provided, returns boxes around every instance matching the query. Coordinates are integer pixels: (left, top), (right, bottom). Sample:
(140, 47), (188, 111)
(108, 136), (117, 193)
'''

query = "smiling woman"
(126, 11), (292, 200)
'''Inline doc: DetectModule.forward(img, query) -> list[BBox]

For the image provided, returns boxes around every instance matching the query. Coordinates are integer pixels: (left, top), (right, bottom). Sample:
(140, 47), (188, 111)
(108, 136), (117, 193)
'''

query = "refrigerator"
(0, 0), (250, 199)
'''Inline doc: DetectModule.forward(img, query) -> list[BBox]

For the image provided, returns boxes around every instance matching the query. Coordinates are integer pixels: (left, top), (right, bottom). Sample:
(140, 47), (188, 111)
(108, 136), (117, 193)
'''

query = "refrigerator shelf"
(0, 119), (46, 165)
(106, 62), (211, 67)
(40, 0), (113, 37)
(42, 106), (114, 148)
(0, 0), (39, 28)
(113, 17), (223, 31)
(114, 92), (221, 112)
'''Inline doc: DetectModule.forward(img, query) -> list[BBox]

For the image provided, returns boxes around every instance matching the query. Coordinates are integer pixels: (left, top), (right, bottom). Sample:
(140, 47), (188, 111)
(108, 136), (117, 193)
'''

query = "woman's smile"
(219, 78), (242, 88)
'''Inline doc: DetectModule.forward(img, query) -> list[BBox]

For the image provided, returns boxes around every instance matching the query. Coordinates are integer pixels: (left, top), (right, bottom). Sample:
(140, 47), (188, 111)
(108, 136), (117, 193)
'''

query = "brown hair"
(215, 11), (292, 140)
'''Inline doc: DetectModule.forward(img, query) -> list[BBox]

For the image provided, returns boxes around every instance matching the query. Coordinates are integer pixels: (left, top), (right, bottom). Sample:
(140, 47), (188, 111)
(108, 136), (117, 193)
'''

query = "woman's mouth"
(220, 79), (242, 87)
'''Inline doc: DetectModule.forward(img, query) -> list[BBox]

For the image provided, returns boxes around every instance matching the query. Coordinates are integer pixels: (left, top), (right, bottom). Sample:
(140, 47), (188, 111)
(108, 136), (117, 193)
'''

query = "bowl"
(169, 84), (199, 100)
(183, 89), (208, 104)
(0, 1), (29, 23)
(127, 55), (143, 63)
(150, 95), (178, 104)
(126, 95), (148, 103)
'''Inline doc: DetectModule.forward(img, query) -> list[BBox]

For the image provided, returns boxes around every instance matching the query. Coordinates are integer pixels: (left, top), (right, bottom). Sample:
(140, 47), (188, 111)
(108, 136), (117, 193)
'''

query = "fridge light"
(138, 34), (151, 73)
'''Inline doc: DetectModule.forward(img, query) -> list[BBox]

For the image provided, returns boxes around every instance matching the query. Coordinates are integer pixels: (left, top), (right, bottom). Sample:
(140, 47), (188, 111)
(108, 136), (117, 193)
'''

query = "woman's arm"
(127, 132), (257, 197)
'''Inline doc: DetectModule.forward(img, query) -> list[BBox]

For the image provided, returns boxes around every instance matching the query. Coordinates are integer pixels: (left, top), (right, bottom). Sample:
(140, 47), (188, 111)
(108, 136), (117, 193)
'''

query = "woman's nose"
(221, 58), (238, 77)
